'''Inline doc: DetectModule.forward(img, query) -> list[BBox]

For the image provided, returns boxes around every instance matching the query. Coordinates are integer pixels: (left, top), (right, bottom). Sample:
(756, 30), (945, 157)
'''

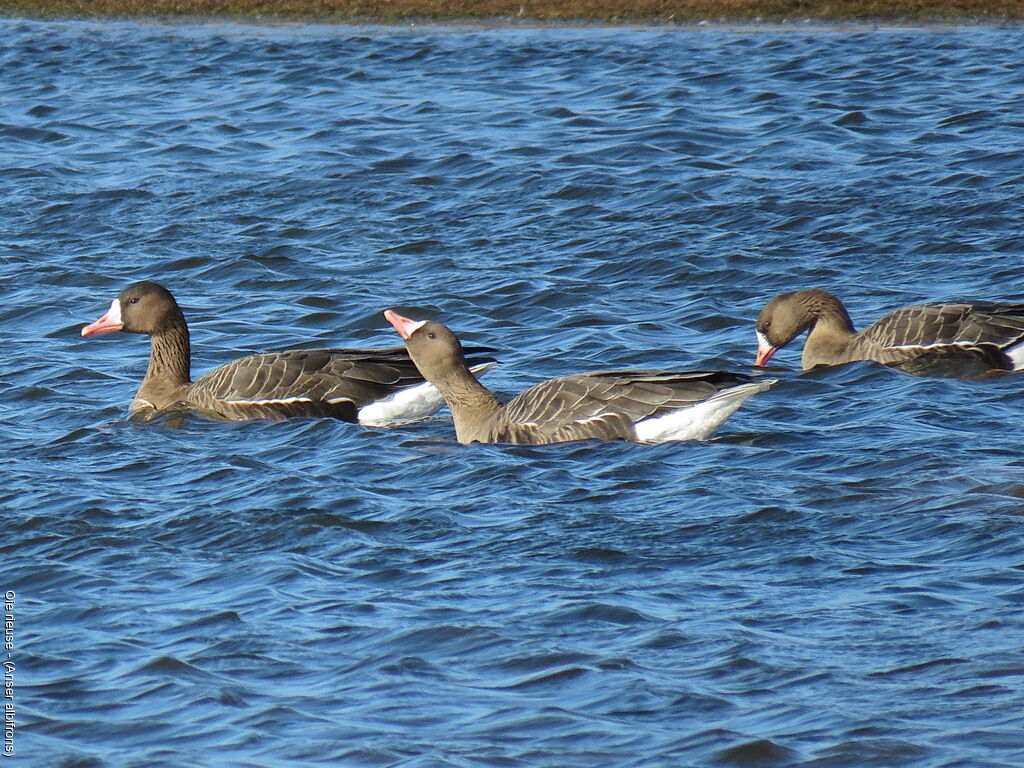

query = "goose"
(754, 288), (1024, 374)
(384, 309), (773, 445)
(81, 281), (495, 423)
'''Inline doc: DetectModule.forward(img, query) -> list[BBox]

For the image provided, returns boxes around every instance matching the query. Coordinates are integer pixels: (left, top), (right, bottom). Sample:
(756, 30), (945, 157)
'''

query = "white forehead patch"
(107, 298), (123, 325)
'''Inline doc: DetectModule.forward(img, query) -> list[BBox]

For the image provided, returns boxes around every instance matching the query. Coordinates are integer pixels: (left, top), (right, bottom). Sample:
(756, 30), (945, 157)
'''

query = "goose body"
(754, 288), (1024, 374)
(81, 282), (495, 423)
(384, 310), (773, 445)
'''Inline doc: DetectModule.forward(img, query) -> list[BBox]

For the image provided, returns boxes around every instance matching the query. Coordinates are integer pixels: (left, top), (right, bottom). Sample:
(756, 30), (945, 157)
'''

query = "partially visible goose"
(81, 281), (496, 423)
(384, 309), (774, 445)
(754, 288), (1024, 374)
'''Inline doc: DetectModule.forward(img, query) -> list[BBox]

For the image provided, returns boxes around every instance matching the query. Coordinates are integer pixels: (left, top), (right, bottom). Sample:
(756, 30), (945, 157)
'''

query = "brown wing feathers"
(192, 350), (423, 406)
(757, 289), (1024, 372)
(863, 302), (1024, 353)
(495, 370), (759, 444)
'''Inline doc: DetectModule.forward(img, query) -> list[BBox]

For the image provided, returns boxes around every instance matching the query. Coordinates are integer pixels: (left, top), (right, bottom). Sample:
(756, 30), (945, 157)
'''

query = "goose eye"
(127, 297), (140, 305)
(427, 332), (436, 340)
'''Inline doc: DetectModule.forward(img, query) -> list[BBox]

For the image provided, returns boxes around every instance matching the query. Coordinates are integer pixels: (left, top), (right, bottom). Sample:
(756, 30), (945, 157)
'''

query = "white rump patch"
(358, 361), (497, 427)
(1004, 339), (1024, 370)
(357, 381), (443, 426)
(633, 380), (775, 443)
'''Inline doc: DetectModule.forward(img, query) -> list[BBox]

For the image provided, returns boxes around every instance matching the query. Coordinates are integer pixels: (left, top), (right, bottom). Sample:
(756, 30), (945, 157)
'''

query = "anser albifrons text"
(81, 282), (495, 423)
(384, 310), (773, 445)
(754, 288), (1024, 375)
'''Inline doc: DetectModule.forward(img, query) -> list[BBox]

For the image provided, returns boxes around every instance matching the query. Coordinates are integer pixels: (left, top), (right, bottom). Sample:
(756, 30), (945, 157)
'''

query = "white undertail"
(1004, 339), (1024, 370)
(358, 361), (497, 426)
(632, 380), (775, 443)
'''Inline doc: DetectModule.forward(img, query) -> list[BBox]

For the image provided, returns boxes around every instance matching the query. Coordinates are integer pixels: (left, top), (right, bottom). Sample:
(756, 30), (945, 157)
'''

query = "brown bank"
(2, 0), (1022, 21)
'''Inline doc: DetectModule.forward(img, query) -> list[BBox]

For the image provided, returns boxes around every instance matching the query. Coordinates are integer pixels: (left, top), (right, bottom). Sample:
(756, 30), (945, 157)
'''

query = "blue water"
(2, 16), (1024, 767)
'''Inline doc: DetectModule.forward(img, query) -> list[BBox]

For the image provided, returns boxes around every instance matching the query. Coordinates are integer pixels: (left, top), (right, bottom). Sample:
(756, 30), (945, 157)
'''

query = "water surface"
(2, 18), (1023, 768)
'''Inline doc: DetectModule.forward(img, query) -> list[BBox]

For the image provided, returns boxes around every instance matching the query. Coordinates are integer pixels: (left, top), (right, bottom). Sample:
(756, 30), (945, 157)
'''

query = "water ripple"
(2, 17), (1024, 768)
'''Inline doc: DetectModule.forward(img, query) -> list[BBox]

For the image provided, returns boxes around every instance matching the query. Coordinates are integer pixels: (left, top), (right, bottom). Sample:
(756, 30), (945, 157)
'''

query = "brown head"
(82, 281), (186, 337)
(384, 310), (468, 383)
(754, 289), (853, 366)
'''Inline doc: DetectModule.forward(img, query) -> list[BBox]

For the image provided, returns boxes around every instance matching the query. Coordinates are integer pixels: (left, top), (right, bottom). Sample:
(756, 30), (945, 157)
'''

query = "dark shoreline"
(3, 0), (1022, 22)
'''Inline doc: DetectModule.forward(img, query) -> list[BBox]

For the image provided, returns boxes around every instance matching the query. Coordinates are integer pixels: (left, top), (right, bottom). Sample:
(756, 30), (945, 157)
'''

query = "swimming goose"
(81, 281), (495, 423)
(754, 288), (1024, 374)
(384, 309), (773, 445)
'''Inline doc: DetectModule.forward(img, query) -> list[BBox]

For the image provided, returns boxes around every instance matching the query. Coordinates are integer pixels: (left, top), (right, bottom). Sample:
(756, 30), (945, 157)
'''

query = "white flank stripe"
(888, 340), (1024, 370)
(888, 340), (986, 352)
(128, 397), (156, 412)
(226, 397), (315, 406)
(577, 413), (615, 425)
(633, 380), (775, 443)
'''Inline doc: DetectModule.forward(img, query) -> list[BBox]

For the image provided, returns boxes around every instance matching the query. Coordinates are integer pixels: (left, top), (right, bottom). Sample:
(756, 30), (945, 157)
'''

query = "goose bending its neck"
(754, 288), (1024, 375)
